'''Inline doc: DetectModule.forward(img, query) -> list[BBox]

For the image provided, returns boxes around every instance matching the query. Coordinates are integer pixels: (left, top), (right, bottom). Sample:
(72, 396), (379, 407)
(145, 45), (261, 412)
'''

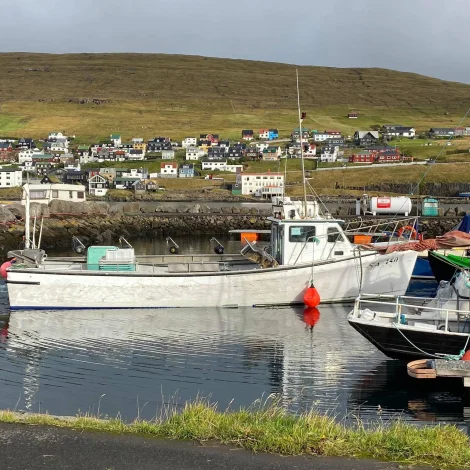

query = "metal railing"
(352, 294), (470, 334)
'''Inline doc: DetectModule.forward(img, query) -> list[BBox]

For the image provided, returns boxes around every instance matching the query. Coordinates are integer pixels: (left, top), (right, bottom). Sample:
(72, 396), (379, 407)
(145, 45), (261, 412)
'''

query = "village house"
(114, 176), (142, 189)
(122, 168), (149, 180)
(182, 137), (198, 148)
(201, 158), (228, 171)
(218, 140), (230, 150)
(259, 129), (270, 140)
(161, 149), (176, 160)
(134, 180), (147, 197)
(235, 172), (284, 196)
(147, 138), (172, 152)
(241, 130), (254, 140)
(304, 143), (317, 158)
(22, 183), (86, 205)
(349, 152), (376, 163)
(224, 164), (243, 174)
(319, 145), (339, 163)
(110, 134), (122, 146)
(18, 149), (44, 164)
(179, 163), (195, 178)
(127, 149), (145, 161)
(35, 162), (53, 176)
(17, 138), (35, 149)
(0, 166), (22, 188)
(312, 131), (330, 142)
(62, 169), (87, 185)
(262, 148), (278, 161)
(48, 132), (66, 140)
(291, 128), (310, 142)
(227, 147), (243, 159)
(185, 146), (203, 161)
(455, 127), (465, 136)
(382, 126), (416, 139)
(45, 138), (69, 152)
(144, 179), (159, 191)
(160, 162), (178, 178)
(132, 137), (144, 144)
(198, 140), (212, 152)
(354, 131), (380, 146)
(348, 112), (358, 119)
(376, 149), (402, 162)
(207, 147), (226, 159)
(132, 141), (147, 153)
(0, 142), (14, 161)
(200, 134), (219, 145)
(429, 128), (456, 138)
(256, 142), (270, 152)
(245, 148), (260, 160)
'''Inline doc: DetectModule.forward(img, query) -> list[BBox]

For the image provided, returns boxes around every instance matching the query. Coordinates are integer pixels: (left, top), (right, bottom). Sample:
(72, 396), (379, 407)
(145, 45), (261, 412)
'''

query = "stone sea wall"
(0, 200), (463, 256)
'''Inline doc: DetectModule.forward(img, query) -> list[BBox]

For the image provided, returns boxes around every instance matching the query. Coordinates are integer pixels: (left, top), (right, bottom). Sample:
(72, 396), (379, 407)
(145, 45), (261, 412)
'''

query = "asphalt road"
(0, 422), (408, 470)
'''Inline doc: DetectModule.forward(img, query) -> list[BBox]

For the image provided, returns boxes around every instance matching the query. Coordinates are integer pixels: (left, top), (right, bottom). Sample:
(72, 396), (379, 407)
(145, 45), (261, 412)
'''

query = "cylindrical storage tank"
(369, 196), (412, 216)
(422, 198), (439, 217)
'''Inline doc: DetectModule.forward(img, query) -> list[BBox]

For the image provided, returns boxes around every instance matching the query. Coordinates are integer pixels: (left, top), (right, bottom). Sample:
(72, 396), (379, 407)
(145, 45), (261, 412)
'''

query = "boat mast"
(24, 173), (30, 249)
(296, 69), (308, 217)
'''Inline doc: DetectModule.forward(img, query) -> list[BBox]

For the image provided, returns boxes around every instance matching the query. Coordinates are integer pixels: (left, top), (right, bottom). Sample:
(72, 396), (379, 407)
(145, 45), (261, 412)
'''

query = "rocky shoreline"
(0, 200), (463, 256)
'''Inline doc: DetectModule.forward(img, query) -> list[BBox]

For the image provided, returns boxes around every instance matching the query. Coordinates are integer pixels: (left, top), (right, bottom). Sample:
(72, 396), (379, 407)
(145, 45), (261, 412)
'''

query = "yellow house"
(133, 142), (147, 152)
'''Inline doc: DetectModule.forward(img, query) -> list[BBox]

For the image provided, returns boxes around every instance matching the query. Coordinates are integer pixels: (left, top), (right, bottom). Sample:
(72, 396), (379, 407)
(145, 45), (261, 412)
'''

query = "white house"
(48, 132), (66, 140)
(224, 164), (243, 174)
(0, 167), (22, 188)
(162, 149), (176, 160)
(186, 146), (204, 161)
(18, 149), (44, 163)
(110, 134), (122, 146)
(202, 160), (228, 171)
(122, 168), (148, 179)
(88, 174), (108, 196)
(21, 183), (86, 205)
(256, 142), (269, 152)
(236, 172), (284, 196)
(49, 138), (69, 151)
(160, 162), (178, 178)
(383, 126), (416, 138)
(182, 137), (198, 148)
(64, 162), (81, 172)
(319, 146), (339, 162)
(132, 137), (144, 143)
(313, 132), (330, 142)
(259, 129), (270, 140)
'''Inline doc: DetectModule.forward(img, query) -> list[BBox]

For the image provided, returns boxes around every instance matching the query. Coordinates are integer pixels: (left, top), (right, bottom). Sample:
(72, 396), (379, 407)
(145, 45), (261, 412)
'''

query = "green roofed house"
(110, 134), (122, 146)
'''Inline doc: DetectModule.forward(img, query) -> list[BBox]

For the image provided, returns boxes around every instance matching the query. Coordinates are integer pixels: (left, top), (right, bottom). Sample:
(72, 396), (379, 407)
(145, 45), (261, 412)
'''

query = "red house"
(376, 150), (401, 163)
(349, 152), (375, 163)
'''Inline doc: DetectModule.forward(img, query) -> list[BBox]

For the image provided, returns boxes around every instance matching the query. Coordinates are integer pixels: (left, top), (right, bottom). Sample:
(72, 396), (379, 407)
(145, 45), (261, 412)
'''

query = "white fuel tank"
(369, 196), (412, 216)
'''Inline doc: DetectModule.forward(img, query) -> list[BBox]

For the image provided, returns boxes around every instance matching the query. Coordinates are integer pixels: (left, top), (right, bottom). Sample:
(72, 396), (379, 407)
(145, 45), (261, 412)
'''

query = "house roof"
(268, 129), (278, 133)
(242, 129), (253, 134)
(357, 131), (379, 139)
(180, 164), (194, 170)
(77, 145), (90, 150)
(0, 166), (21, 173)
(111, 134), (121, 139)
(430, 128), (455, 132)
(160, 162), (178, 168)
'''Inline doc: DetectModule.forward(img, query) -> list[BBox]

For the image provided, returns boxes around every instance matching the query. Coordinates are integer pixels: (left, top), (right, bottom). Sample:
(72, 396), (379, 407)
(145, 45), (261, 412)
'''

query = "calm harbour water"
(0, 236), (469, 429)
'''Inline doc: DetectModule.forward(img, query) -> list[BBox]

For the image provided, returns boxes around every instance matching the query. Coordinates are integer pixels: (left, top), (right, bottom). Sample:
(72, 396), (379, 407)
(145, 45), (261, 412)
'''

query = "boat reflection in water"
(0, 303), (389, 421)
(0, 290), (469, 427)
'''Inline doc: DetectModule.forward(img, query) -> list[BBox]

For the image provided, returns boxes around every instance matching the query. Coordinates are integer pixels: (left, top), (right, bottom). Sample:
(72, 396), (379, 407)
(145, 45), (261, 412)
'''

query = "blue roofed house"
(268, 129), (279, 140)
(179, 163), (195, 178)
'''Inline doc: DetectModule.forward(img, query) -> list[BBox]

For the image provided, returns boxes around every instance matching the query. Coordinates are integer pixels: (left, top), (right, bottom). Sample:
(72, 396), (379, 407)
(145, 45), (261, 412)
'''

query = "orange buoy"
(304, 283), (320, 307)
(461, 350), (470, 361)
(0, 261), (12, 279)
(303, 307), (320, 327)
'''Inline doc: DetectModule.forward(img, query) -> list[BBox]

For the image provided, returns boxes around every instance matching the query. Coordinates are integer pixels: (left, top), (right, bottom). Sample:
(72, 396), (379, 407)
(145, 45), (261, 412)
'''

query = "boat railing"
(353, 294), (470, 333)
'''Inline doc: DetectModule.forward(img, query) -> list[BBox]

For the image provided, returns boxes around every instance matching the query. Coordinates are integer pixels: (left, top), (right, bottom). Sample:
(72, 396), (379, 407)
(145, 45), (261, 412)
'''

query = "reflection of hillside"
(348, 360), (466, 424)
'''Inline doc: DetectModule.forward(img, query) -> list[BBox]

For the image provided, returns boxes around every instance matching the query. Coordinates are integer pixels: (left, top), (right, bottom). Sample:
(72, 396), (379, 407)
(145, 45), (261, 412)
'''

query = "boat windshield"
(271, 223), (283, 264)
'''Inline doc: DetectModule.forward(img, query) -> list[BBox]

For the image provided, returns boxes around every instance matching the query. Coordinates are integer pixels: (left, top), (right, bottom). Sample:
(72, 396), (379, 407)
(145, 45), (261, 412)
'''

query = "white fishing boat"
(2, 71), (418, 311)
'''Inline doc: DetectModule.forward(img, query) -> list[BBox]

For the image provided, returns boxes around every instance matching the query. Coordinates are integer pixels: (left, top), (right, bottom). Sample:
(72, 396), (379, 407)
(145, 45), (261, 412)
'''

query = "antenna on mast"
(296, 69), (308, 217)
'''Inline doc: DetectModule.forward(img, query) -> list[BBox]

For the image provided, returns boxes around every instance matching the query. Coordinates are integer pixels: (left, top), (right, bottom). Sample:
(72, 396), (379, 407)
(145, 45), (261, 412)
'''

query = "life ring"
(397, 225), (417, 239)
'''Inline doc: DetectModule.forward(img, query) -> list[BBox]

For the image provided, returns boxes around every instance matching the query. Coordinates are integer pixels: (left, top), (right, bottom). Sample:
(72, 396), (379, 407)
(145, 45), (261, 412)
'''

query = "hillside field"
(1, 53), (470, 142)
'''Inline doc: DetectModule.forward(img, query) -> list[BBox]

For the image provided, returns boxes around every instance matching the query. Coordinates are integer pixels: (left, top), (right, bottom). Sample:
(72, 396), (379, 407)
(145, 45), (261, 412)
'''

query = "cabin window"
(327, 227), (342, 243)
(289, 226), (316, 243)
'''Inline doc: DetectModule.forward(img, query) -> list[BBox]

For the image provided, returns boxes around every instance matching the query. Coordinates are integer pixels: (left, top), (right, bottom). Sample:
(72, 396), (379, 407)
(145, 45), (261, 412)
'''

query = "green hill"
(0, 53), (469, 141)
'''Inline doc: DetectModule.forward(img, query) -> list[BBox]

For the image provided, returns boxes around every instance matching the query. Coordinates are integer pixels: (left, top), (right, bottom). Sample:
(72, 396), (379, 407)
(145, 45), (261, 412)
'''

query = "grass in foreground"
(1, 399), (469, 469)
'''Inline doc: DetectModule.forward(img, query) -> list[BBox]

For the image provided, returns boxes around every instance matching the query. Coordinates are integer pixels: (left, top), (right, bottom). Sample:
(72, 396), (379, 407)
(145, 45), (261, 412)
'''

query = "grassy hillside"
(0, 53), (470, 141)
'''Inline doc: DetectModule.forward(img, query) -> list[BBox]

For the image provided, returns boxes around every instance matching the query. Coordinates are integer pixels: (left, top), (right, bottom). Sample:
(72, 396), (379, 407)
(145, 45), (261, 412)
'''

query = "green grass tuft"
(1, 398), (470, 468)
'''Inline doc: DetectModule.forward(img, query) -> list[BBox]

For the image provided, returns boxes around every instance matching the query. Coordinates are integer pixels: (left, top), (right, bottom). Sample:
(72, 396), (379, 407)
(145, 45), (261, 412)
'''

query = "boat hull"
(348, 319), (469, 360)
(6, 251), (417, 310)
(411, 256), (434, 280)
(428, 252), (460, 283)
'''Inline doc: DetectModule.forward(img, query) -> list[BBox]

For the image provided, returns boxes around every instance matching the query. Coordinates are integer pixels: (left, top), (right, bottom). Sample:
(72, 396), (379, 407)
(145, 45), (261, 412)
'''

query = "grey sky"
(2, 0), (469, 83)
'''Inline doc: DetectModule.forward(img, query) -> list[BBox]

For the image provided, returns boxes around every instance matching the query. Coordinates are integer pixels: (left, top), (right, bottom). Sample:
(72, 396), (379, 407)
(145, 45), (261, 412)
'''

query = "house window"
(52, 190), (58, 198)
(30, 191), (46, 199)
(289, 226), (316, 243)
(69, 191), (73, 199)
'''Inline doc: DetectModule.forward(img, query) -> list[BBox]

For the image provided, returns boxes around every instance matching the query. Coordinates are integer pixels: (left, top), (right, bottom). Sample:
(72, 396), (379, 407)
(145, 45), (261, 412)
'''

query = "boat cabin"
(269, 217), (353, 265)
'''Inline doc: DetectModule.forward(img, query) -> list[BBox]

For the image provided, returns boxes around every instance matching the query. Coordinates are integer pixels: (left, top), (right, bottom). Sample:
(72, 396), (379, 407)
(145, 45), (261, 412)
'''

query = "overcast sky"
(2, 0), (469, 83)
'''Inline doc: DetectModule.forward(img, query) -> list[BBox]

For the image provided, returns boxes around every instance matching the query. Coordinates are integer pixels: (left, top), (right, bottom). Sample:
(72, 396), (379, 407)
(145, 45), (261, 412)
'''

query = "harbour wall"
(0, 200), (464, 255)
